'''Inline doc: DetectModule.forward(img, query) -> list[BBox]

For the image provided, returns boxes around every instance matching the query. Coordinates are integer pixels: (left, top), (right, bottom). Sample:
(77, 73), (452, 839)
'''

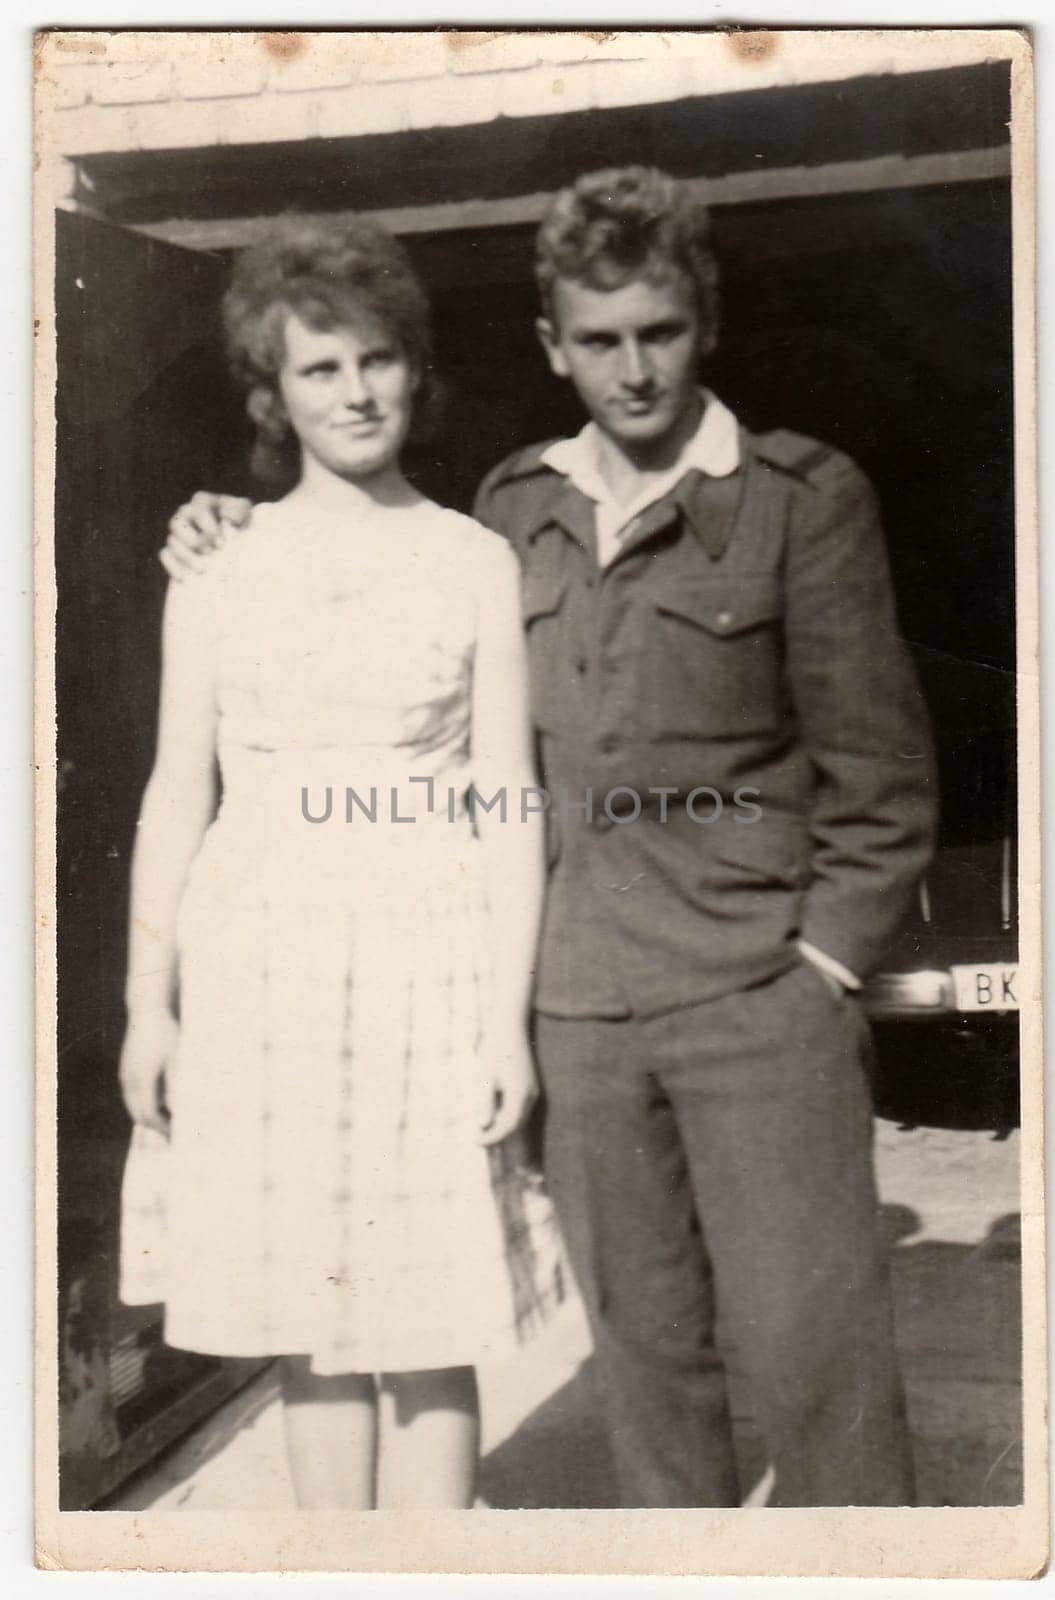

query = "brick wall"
(36, 29), (1009, 163)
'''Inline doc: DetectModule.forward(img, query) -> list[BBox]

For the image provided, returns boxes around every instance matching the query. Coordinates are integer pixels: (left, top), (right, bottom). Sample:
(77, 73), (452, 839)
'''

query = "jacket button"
(575, 657), (587, 676)
(716, 609), (733, 628)
(598, 734), (621, 755)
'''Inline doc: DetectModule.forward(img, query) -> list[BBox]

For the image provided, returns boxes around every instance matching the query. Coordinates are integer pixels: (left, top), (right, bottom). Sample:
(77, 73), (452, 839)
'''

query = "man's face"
(537, 271), (703, 455)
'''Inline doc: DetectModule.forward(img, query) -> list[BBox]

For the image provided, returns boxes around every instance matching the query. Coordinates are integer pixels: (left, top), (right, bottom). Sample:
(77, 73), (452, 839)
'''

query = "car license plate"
(951, 963), (1020, 1012)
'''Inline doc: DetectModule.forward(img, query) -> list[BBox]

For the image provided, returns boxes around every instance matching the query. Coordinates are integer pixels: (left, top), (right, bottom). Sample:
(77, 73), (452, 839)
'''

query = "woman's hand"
(160, 493), (252, 581)
(119, 1010), (179, 1137)
(477, 1029), (539, 1146)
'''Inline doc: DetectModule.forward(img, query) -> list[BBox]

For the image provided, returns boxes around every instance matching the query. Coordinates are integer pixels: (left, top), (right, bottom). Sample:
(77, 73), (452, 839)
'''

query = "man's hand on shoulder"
(160, 492), (253, 581)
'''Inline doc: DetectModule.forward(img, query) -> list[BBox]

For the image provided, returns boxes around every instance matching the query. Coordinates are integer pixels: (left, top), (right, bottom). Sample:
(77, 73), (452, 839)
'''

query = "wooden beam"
(124, 144), (1011, 254)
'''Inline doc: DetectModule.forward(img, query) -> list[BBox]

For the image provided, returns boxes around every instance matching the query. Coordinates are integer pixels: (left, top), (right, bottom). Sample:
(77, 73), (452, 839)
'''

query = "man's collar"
(538, 389), (740, 503)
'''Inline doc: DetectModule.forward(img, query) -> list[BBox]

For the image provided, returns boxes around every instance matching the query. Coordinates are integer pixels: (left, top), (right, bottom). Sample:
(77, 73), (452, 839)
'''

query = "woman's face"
(275, 309), (418, 480)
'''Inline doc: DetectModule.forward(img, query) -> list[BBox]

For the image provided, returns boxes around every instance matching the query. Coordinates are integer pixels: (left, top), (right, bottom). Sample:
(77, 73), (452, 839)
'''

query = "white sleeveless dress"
(120, 492), (564, 1374)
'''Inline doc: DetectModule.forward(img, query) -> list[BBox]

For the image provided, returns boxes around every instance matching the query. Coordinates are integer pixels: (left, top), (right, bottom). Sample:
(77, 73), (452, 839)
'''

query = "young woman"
(118, 217), (560, 1509)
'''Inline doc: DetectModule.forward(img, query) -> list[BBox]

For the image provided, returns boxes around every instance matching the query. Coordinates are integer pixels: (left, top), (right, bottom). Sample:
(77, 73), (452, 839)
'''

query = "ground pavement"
(110, 1118), (1023, 1510)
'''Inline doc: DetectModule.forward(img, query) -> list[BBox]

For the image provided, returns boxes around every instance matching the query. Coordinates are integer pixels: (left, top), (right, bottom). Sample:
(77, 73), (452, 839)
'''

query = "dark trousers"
(535, 960), (915, 1508)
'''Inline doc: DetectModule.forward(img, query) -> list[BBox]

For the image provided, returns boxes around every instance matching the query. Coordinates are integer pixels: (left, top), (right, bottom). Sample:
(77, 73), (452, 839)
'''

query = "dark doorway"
(54, 210), (261, 1509)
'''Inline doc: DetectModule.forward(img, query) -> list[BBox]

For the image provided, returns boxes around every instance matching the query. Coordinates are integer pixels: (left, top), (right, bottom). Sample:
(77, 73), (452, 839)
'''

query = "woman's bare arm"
(468, 538), (544, 1144)
(120, 578), (220, 1130)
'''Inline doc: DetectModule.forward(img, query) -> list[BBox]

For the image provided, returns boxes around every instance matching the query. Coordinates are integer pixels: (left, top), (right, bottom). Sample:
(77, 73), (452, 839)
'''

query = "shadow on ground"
(480, 1357), (617, 1509)
(883, 1203), (1023, 1506)
(480, 1355), (770, 1510)
(481, 1205), (1022, 1509)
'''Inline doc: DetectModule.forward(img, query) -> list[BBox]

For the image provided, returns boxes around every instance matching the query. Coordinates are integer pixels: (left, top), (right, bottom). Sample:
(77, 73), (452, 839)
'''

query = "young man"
(163, 167), (937, 1507)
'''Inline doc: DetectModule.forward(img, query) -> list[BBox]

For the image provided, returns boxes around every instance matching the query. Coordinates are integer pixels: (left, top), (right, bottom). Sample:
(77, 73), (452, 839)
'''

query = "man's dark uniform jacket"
(473, 424), (938, 1018)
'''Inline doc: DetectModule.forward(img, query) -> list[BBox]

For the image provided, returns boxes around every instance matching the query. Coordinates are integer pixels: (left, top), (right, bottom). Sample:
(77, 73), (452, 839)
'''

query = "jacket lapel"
(614, 469), (745, 565)
(673, 469), (743, 561)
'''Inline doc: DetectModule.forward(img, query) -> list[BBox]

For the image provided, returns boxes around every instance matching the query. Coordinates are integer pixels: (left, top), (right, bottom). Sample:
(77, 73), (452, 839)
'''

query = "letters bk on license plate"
(951, 963), (1019, 1012)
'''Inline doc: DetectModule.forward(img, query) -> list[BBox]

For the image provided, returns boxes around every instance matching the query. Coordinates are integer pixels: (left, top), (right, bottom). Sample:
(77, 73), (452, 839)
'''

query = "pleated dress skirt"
(121, 775), (564, 1375)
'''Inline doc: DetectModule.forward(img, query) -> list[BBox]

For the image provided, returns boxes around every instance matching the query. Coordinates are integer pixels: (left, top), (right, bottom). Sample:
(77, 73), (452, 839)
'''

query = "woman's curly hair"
(535, 167), (719, 351)
(223, 213), (434, 480)
(224, 212), (432, 388)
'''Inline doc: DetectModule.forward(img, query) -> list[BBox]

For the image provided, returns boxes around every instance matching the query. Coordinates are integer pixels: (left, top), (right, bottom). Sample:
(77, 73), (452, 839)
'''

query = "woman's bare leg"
(377, 1366), (479, 1508)
(279, 1356), (378, 1508)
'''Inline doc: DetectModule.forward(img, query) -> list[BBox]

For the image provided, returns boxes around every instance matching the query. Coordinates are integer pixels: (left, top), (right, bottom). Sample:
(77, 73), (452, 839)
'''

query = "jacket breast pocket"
(521, 570), (569, 732)
(643, 574), (785, 740)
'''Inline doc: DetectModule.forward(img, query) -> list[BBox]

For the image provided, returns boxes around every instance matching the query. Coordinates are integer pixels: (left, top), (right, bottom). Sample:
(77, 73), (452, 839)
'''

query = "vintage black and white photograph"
(33, 26), (1042, 1576)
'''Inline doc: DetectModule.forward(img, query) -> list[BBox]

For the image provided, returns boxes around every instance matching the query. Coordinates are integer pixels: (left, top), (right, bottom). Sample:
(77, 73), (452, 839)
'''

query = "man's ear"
(536, 316), (570, 380)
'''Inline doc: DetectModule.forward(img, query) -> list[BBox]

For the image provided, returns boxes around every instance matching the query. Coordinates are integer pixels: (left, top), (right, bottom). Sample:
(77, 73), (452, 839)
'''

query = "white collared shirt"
(539, 388), (740, 568)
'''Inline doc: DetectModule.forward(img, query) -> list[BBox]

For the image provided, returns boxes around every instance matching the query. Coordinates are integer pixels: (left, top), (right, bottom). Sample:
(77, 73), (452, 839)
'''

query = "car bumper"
(863, 967), (1019, 1021)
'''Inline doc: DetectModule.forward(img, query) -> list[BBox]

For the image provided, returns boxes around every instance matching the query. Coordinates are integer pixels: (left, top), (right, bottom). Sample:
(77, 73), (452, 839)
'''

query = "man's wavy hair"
(535, 167), (720, 353)
(223, 214), (434, 482)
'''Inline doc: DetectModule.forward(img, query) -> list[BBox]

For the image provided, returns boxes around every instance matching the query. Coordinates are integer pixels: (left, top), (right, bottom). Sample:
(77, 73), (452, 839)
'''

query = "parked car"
(860, 654), (1020, 1129)
(864, 835), (1018, 1025)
